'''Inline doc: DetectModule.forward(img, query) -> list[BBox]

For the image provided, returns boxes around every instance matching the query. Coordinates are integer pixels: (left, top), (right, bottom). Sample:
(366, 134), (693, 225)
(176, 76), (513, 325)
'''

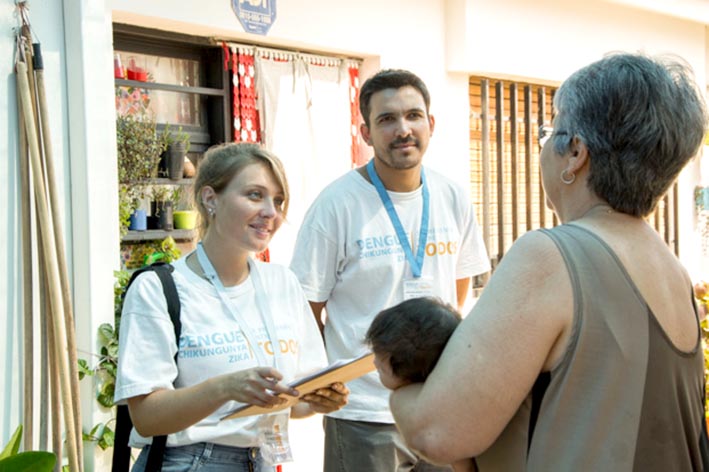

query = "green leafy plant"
(170, 186), (185, 210)
(79, 238), (182, 451)
(116, 114), (165, 184)
(116, 113), (165, 235)
(118, 185), (143, 238)
(114, 269), (132, 327)
(0, 425), (56, 472)
(150, 185), (171, 203)
(161, 123), (191, 154)
(126, 237), (181, 270)
(78, 320), (118, 450)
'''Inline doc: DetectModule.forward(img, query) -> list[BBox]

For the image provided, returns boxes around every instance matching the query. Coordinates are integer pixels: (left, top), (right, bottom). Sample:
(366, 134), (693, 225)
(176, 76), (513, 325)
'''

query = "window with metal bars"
(468, 76), (679, 287)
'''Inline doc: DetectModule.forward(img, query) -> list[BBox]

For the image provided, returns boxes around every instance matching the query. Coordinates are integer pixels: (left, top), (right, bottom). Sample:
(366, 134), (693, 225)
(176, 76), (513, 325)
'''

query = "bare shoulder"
(464, 229), (573, 370)
(491, 229), (567, 284)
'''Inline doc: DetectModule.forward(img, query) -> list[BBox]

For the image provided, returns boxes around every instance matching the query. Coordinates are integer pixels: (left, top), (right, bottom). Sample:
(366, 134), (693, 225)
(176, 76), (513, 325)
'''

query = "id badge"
(259, 412), (293, 466)
(403, 277), (435, 300)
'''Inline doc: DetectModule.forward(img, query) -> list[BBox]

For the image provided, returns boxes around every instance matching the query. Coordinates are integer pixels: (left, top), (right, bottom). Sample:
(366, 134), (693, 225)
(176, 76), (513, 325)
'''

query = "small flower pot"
(174, 210), (197, 230)
(126, 56), (148, 82)
(147, 215), (160, 230)
(128, 209), (147, 231)
(167, 143), (186, 181)
(157, 201), (174, 231)
(127, 68), (148, 81)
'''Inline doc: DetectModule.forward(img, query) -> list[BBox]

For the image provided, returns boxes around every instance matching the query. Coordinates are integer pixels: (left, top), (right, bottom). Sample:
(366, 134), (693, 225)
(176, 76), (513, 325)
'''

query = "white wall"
(64, 2), (122, 470)
(0, 0), (25, 446)
(449, 0), (706, 83)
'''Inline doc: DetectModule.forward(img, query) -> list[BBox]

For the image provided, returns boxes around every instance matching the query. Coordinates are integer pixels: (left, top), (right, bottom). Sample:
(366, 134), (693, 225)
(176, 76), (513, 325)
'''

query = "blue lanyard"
(366, 159), (429, 278)
(196, 243), (281, 367)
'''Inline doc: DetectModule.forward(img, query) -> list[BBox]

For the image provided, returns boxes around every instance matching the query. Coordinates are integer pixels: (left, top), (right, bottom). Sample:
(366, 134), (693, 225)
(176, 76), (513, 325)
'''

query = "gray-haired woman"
(389, 53), (709, 471)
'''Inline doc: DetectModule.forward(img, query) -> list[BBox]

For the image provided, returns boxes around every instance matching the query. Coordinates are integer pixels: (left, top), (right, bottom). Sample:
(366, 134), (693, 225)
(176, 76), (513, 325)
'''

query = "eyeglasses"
(538, 125), (567, 148)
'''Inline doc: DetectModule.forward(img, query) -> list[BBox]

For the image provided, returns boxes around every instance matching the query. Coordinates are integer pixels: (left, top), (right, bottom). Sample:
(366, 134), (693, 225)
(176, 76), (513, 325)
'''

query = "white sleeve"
(456, 200), (491, 279)
(289, 202), (341, 303)
(114, 271), (179, 404)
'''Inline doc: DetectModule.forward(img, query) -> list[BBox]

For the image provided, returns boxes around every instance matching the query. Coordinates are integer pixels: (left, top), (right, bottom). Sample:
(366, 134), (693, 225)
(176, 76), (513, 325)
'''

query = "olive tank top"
(475, 224), (708, 471)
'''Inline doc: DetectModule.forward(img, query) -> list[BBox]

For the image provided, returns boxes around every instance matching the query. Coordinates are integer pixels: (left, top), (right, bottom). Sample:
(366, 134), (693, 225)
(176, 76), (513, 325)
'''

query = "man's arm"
(309, 301), (327, 337)
(455, 277), (471, 312)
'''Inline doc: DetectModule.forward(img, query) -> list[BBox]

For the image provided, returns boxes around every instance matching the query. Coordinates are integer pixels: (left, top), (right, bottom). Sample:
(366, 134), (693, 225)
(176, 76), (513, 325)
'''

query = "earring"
(207, 207), (215, 217)
(560, 169), (576, 185)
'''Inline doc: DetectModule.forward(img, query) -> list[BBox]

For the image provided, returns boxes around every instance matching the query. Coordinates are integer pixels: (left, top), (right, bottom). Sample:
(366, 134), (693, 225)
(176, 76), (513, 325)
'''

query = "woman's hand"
(219, 366), (298, 408)
(128, 366), (298, 437)
(300, 382), (349, 414)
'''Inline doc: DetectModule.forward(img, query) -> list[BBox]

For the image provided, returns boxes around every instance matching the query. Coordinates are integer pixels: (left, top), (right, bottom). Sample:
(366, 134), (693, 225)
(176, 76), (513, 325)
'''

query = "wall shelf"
(115, 78), (226, 97)
(137, 178), (194, 186)
(122, 228), (196, 242)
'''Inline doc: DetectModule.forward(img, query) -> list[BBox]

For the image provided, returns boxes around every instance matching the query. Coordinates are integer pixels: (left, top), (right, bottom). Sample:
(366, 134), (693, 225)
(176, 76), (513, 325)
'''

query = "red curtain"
(228, 46), (261, 144)
(349, 65), (363, 167)
(223, 44), (362, 261)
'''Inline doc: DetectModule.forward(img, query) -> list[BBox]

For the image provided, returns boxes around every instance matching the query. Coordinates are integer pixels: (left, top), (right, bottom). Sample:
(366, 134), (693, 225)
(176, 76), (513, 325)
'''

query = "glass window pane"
(115, 86), (201, 126)
(114, 50), (201, 87)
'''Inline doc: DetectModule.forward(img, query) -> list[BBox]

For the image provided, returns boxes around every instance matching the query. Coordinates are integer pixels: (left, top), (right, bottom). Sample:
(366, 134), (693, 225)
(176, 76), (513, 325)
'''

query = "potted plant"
(118, 186), (135, 237)
(116, 114), (164, 184)
(116, 113), (165, 232)
(174, 189), (199, 229)
(126, 187), (147, 231)
(161, 124), (191, 181)
(170, 186), (184, 212)
(0, 425), (56, 471)
(149, 185), (173, 231)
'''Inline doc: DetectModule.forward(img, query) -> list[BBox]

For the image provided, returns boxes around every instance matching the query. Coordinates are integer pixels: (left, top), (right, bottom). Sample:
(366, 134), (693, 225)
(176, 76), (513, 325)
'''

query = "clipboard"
(221, 352), (375, 421)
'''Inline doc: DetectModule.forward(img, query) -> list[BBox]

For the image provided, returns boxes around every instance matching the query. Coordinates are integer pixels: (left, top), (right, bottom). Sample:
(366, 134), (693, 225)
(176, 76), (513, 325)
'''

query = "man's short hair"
(359, 69), (431, 127)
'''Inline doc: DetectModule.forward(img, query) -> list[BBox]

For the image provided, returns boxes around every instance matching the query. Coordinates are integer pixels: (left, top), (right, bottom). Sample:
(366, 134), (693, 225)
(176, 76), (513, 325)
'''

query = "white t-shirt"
(290, 167), (490, 423)
(114, 257), (327, 448)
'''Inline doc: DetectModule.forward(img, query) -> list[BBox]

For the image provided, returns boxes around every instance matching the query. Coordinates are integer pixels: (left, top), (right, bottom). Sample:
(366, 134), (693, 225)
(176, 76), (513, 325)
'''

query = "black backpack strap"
(145, 434), (168, 472)
(112, 404), (133, 472)
(151, 263), (182, 349)
(145, 264), (181, 471)
(112, 263), (181, 472)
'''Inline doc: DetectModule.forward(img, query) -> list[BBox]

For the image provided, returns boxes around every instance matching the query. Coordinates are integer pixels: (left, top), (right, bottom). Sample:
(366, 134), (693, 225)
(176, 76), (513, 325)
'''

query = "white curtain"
(255, 53), (353, 265)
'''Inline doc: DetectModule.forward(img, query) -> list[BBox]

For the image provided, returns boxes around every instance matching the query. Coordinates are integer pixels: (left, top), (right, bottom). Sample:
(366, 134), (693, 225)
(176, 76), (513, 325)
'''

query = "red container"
(127, 68), (148, 82)
(127, 56), (148, 82)
(114, 53), (125, 79)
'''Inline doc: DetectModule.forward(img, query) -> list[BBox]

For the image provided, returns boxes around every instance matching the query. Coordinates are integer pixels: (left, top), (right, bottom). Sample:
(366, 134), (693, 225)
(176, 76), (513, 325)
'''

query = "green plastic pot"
(174, 210), (197, 230)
